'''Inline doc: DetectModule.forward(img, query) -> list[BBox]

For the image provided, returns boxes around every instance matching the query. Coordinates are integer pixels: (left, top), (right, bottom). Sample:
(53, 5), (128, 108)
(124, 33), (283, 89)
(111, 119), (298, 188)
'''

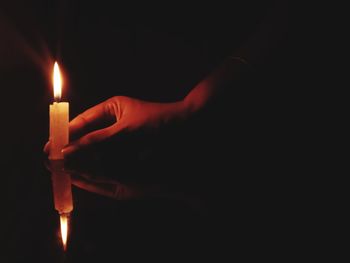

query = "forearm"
(182, 57), (248, 114)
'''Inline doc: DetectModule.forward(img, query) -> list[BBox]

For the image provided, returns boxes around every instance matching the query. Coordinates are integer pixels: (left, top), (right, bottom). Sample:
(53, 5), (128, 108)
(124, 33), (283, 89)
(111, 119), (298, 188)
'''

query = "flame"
(53, 62), (62, 101)
(60, 214), (69, 250)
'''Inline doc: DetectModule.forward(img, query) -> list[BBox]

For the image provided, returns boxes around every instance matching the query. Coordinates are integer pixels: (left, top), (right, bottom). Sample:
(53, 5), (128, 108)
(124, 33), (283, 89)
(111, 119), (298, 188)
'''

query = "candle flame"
(53, 62), (62, 101)
(60, 214), (69, 251)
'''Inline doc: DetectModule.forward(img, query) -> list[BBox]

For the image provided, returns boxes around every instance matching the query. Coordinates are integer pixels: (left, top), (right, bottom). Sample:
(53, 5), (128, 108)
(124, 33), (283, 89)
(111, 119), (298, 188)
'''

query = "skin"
(43, 56), (246, 156)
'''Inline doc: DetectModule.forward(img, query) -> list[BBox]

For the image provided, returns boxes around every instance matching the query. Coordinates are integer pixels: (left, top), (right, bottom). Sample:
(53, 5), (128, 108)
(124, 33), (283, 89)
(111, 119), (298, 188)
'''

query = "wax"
(49, 102), (69, 160)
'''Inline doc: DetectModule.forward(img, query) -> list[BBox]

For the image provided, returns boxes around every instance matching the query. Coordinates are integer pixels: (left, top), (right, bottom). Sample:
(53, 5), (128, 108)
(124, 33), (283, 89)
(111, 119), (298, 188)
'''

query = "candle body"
(51, 161), (73, 214)
(49, 102), (69, 160)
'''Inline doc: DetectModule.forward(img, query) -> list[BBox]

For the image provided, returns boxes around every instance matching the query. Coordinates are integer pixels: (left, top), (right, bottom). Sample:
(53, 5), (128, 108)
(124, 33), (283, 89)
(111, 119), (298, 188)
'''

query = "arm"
(44, 2), (286, 156)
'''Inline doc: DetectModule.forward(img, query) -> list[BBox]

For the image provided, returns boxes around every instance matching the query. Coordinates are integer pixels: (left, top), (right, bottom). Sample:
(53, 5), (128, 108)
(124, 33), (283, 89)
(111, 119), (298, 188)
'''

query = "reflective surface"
(1, 35), (227, 263)
(3, 134), (219, 262)
(1, 1), (287, 261)
(0, 61), (277, 263)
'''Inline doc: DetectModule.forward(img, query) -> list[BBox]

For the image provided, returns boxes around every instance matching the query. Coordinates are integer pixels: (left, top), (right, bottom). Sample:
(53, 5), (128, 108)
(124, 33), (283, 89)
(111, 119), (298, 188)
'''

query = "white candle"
(49, 62), (69, 160)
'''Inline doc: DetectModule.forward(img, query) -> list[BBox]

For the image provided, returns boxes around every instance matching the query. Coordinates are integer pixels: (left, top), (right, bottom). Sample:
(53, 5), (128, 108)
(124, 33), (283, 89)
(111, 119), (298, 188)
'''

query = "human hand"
(44, 96), (187, 156)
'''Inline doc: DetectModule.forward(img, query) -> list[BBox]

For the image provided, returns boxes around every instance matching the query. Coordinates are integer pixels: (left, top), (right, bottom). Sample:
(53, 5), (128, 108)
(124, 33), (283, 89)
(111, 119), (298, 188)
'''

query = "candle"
(49, 62), (69, 160)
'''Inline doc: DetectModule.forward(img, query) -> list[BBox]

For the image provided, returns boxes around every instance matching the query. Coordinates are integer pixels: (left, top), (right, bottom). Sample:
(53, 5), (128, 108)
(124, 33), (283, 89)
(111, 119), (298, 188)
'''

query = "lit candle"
(49, 62), (69, 160)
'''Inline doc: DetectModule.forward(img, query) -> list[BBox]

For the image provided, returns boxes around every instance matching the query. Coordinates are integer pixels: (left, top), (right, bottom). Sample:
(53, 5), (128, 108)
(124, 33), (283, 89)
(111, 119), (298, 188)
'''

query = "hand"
(44, 96), (187, 156)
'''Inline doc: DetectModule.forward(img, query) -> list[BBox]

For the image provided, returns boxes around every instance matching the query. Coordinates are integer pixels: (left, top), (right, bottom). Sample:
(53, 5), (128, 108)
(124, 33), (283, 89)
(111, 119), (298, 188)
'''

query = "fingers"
(44, 98), (123, 155)
(69, 100), (117, 137)
(62, 123), (124, 156)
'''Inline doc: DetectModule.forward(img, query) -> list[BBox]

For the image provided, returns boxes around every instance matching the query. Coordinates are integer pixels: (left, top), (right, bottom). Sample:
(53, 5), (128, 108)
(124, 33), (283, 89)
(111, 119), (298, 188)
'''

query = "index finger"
(69, 100), (116, 137)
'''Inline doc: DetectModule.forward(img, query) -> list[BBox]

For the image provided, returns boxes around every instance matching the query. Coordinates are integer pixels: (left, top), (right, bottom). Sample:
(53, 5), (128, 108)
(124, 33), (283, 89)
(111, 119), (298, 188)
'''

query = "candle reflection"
(60, 214), (69, 251)
(47, 160), (73, 251)
(45, 159), (204, 253)
(67, 166), (201, 209)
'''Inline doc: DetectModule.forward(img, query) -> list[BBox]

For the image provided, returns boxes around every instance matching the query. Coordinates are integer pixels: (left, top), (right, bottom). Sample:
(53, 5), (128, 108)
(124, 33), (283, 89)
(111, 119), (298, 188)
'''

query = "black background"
(1, 1), (289, 262)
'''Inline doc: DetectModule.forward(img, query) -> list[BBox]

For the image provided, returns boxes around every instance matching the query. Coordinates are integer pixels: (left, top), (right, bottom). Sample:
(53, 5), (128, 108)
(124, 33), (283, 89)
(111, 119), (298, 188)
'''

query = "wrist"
(171, 100), (192, 121)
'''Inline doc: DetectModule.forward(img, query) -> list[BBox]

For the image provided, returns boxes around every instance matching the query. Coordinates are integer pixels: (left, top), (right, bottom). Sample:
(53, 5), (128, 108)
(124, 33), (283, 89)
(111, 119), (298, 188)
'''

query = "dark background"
(1, 1), (289, 262)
